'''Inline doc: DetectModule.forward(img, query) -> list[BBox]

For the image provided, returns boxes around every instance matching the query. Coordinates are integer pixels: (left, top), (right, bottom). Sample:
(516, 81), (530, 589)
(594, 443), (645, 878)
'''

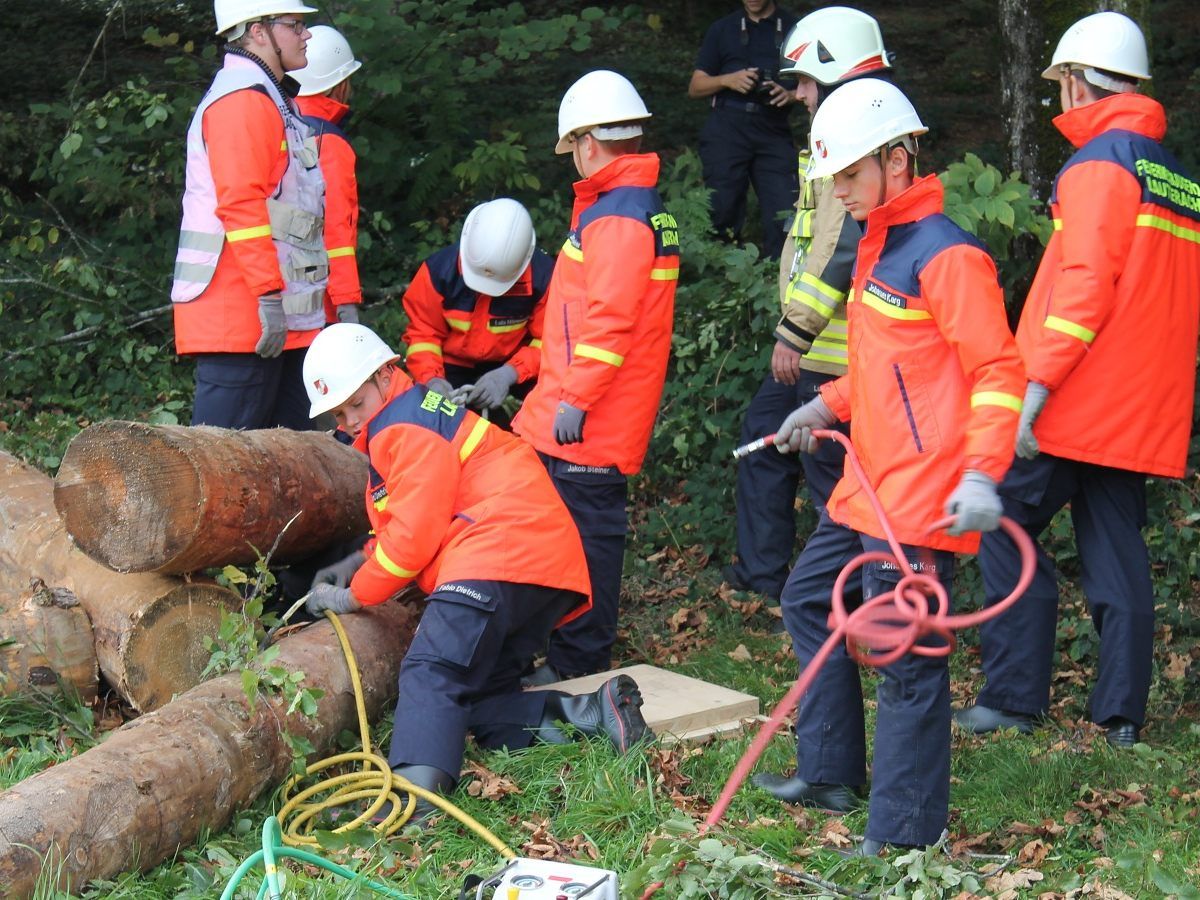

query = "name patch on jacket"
(865, 279), (907, 309)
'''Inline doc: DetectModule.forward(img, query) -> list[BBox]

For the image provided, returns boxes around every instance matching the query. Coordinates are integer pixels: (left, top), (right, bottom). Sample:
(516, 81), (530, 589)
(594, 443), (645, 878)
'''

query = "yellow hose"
(275, 610), (516, 859)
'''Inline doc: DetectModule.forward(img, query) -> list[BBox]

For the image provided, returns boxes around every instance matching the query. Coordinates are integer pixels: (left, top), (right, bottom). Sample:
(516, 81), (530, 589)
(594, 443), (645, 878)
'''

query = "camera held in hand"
(751, 68), (780, 100)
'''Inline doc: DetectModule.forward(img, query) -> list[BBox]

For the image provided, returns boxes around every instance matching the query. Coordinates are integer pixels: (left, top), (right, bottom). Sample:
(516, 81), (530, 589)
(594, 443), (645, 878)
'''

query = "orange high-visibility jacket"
(296, 93), (362, 323)
(348, 372), (591, 617)
(819, 176), (1025, 555)
(512, 154), (679, 474)
(1017, 94), (1200, 478)
(173, 79), (320, 354)
(401, 245), (554, 384)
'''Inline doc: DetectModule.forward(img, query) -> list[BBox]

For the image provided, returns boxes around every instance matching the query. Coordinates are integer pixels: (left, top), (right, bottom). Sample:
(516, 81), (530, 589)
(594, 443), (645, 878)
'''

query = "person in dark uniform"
(688, 0), (800, 259)
(300, 323), (652, 813)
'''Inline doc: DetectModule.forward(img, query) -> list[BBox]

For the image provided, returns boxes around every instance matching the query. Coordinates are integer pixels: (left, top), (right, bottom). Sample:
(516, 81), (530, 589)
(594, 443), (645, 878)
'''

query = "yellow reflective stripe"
(803, 351), (848, 365)
(280, 140), (288, 151)
(811, 337), (848, 351)
(790, 288), (837, 319)
(560, 240), (583, 262)
(406, 342), (443, 358)
(373, 496), (388, 512)
(1053, 218), (1063, 231)
(574, 343), (625, 366)
(799, 271), (846, 302)
(226, 224), (272, 242)
(649, 267), (679, 281)
(487, 320), (527, 334)
(374, 544), (417, 579)
(327, 246), (356, 259)
(529, 338), (543, 349)
(1136, 213), (1200, 245)
(458, 417), (489, 462)
(858, 291), (932, 321)
(790, 208), (815, 240)
(446, 318), (471, 332)
(971, 391), (1023, 413)
(1044, 314), (1096, 343)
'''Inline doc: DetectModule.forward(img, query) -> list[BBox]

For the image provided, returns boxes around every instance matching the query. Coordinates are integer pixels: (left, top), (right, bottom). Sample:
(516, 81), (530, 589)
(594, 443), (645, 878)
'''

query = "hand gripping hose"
(705, 429), (1036, 830)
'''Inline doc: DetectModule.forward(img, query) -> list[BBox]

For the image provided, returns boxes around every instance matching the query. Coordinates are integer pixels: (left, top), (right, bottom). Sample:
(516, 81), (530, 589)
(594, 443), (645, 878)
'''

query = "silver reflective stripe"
(173, 260), (217, 282)
(177, 229), (225, 253)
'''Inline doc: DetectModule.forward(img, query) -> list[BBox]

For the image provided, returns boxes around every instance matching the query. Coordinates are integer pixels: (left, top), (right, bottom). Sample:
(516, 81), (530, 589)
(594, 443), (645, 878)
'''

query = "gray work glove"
(1015, 381), (1050, 460)
(775, 395), (837, 455)
(945, 471), (1003, 536)
(553, 401), (586, 445)
(306, 583), (362, 616)
(310, 551), (364, 590)
(335, 304), (360, 324)
(255, 295), (287, 358)
(424, 377), (454, 399)
(466, 364), (518, 409)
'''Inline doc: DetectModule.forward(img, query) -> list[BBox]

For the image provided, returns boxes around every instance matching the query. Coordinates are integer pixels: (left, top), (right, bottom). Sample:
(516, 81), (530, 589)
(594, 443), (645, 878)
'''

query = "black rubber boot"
(1103, 718), (1140, 748)
(389, 764), (458, 824)
(752, 773), (861, 813)
(521, 662), (562, 688)
(537, 674), (652, 753)
(952, 704), (1036, 735)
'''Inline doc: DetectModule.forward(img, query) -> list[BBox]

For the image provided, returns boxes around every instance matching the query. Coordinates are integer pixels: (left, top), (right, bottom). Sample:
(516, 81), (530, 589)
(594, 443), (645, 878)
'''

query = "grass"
(4, 558), (1199, 899)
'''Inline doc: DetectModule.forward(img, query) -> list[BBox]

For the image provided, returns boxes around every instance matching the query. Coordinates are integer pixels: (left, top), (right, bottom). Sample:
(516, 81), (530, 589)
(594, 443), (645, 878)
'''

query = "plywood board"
(530, 664), (760, 740)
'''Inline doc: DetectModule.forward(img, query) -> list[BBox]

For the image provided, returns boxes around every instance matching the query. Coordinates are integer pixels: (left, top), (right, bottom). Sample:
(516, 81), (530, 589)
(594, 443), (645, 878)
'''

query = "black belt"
(712, 96), (782, 115)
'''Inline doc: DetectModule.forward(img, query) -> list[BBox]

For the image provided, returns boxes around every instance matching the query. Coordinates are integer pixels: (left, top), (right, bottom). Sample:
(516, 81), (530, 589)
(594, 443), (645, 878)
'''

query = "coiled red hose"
(702, 429), (1036, 830)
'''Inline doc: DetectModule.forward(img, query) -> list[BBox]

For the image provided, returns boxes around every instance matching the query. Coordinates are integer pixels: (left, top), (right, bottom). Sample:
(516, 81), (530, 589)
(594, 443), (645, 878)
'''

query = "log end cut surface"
(54, 422), (201, 573)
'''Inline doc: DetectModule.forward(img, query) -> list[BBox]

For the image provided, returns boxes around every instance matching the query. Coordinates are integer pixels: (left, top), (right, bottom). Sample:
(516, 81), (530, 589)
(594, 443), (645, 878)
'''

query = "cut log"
(0, 598), (419, 898)
(53, 422), (369, 574)
(0, 451), (239, 711)
(0, 579), (98, 703)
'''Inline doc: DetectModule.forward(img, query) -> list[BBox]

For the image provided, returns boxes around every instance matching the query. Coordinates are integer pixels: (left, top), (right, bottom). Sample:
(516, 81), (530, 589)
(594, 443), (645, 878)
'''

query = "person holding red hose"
(955, 12), (1200, 749)
(754, 79), (1024, 855)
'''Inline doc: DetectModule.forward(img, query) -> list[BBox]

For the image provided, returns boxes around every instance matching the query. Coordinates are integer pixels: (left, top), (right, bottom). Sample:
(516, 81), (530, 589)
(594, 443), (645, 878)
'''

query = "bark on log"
(0, 451), (239, 711)
(0, 579), (98, 703)
(0, 599), (418, 898)
(53, 422), (369, 574)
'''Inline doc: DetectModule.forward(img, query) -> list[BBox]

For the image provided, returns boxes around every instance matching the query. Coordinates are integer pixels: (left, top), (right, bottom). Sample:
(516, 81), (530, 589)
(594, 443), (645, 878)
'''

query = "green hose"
(219, 816), (415, 900)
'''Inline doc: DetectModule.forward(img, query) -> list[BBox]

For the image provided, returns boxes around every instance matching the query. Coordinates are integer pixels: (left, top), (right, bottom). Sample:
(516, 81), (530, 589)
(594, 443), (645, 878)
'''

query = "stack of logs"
(0, 422), (421, 897)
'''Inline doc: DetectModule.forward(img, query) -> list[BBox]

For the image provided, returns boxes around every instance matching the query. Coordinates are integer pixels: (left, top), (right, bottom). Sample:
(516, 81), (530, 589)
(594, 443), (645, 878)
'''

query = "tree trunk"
(0, 598), (419, 899)
(0, 451), (239, 712)
(0, 579), (98, 703)
(53, 422), (369, 574)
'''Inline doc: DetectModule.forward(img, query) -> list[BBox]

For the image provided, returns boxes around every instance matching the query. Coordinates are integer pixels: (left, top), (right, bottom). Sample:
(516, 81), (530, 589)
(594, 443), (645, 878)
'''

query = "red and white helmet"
(779, 6), (891, 86)
(303, 324), (399, 417)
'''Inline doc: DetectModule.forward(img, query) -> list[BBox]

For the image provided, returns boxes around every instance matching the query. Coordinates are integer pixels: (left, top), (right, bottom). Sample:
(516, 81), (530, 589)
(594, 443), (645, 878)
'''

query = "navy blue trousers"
(699, 106), (798, 259)
(536, 453), (628, 678)
(191, 349), (314, 430)
(729, 370), (848, 599)
(781, 512), (954, 846)
(976, 453), (1153, 726)
(387, 580), (584, 776)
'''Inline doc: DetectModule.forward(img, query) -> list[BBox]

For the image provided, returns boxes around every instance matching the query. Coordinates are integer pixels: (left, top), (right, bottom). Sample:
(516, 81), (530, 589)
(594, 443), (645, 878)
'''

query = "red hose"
(702, 429), (1036, 830)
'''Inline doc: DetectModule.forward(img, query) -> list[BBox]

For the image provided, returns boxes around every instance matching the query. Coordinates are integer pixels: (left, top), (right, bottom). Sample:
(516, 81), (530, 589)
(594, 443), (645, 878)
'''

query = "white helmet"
(214, 0), (316, 37)
(555, 70), (651, 155)
(1042, 12), (1150, 87)
(303, 323), (400, 417)
(293, 25), (361, 96)
(780, 6), (891, 86)
(807, 78), (927, 180)
(459, 199), (536, 296)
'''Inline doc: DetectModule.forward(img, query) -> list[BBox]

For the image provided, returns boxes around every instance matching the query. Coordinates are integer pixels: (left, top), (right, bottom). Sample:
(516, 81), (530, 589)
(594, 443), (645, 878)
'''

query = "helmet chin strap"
(877, 146), (889, 208)
(262, 19), (285, 66)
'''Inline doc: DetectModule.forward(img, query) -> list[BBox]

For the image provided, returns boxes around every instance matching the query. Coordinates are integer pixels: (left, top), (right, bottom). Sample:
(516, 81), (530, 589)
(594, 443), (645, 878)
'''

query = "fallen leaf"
(728, 643), (753, 662)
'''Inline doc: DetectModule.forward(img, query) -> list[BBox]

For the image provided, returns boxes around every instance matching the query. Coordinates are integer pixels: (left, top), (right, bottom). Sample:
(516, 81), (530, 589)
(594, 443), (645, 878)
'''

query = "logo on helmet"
(313, 378), (329, 395)
(815, 139), (828, 159)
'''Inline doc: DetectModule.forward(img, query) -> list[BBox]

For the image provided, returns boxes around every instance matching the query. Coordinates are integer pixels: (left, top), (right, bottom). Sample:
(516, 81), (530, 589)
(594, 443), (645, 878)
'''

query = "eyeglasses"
(265, 18), (306, 35)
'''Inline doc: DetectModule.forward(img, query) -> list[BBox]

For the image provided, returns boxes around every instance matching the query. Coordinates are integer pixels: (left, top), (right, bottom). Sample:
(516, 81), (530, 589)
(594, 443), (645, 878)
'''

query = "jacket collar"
(223, 47), (300, 98)
(1053, 92), (1166, 149)
(296, 93), (350, 125)
(572, 153), (661, 204)
(864, 173), (944, 233)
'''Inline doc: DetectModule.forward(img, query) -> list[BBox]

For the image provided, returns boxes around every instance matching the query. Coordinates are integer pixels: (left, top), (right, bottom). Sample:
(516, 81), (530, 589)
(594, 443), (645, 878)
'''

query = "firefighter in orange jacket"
(956, 13), (1200, 749)
(755, 80), (1024, 854)
(173, 0), (327, 430)
(294, 25), (363, 326)
(301, 324), (651, 812)
(513, 71), (679, 682)
(402, 199), (553, 426)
